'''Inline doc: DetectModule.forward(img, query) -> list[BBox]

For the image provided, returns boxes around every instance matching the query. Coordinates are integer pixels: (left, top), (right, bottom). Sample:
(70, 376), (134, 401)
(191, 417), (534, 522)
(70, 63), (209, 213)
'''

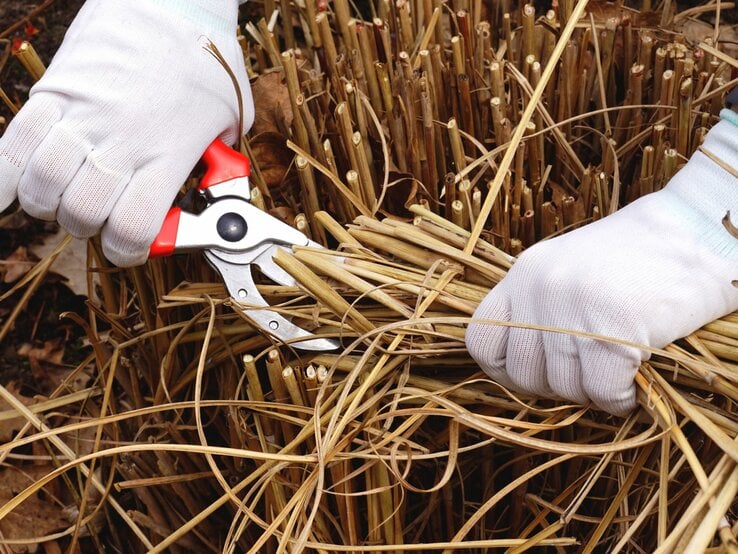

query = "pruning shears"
(149, 139), (338, 351)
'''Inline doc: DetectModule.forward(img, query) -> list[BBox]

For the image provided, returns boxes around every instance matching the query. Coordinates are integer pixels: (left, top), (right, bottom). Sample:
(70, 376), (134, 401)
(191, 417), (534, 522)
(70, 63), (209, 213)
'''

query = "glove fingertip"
(101, 207), (157, 267)
(100, 237), (148, 268)
(0, 94), (62, 212)
(591, 383), (637, 417)
(605, 390), (637, 417)
(580, 347), (640, 417)
(544, 333), (588, 405)
(100, 205), (163, 268)
(101, 164), (182, 268)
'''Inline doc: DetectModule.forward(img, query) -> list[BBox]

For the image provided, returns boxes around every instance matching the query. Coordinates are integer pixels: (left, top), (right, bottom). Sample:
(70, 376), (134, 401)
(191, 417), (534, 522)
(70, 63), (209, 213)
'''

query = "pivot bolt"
(216, 212), (247, 242)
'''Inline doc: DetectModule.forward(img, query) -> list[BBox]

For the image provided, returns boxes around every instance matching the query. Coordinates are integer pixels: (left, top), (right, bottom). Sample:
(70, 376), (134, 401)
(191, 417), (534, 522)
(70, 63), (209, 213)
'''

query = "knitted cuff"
(723, 87), (738, 129)
(664, 119), (738, 262)
(721, 108), (738, 131)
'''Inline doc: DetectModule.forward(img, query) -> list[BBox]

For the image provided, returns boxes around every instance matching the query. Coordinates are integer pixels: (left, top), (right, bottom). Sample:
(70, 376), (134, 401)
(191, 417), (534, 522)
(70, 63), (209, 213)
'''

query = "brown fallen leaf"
(249, 132), (301, 202)
(18, 339), (92, 393)
(0, 209), (30, 231)
(17, 340), (65, 367)
(269, 205), (297, 226)
(0, 465), (70, 553)
(1, 247), (36, 284)
(250, 70), (293, 136)
(679, 18), (738, 58)
(17, 339), (92, 395)
(29, 228), (88, 297)
(587, 1), (631, 23)
(0, 381), (36, 443)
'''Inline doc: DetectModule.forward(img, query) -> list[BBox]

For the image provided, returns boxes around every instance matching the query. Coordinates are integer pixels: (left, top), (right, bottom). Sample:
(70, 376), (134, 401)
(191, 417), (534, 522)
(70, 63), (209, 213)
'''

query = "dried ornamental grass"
(2, 0), (738, 552)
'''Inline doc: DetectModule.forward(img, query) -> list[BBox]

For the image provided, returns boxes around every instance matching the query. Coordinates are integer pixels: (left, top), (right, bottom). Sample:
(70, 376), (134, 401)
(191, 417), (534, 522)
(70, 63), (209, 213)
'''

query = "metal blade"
(250, 245), (299, 288)
(241, 307), (340, 351)
(204, 251), (338, 351)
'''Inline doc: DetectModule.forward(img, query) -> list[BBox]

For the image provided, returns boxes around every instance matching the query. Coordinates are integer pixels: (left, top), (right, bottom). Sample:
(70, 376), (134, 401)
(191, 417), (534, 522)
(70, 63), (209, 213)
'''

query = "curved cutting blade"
(204, 251), (339, 351)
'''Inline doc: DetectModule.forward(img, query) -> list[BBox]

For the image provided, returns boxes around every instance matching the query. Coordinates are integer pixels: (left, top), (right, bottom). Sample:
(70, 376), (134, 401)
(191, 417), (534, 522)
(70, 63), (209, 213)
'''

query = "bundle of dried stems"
(2, 0), (738, 552)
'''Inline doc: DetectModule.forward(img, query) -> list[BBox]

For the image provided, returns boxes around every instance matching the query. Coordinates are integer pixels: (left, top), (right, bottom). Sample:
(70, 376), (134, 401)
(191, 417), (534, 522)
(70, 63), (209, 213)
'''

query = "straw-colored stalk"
(12, 40), (45, 81)
(4, 1), (738, 551)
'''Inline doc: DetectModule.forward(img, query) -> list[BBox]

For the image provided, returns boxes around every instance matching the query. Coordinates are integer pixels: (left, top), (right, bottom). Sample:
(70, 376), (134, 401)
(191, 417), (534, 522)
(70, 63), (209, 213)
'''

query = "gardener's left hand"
(0, 0), (253, 266)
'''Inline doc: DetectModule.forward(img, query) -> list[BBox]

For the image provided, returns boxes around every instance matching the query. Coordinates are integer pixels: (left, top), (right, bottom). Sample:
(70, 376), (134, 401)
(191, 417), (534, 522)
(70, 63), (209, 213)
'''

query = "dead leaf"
(17, 339), (91, 394)
(249, 132), (300, 199)
(17, 340), (65, 366)
(269, 206), (296, 225)
(1, 247), (36, 284)
(679, 18), (738, 58)
(0, 209), (30, 231)
(0, 465), (70, 553)
(30, 229), (88, 297)
(40, 365), (91, 397)
(586, 0), (657, 27)
(251, 70), (293, 136)
(0, 381), (36, 443)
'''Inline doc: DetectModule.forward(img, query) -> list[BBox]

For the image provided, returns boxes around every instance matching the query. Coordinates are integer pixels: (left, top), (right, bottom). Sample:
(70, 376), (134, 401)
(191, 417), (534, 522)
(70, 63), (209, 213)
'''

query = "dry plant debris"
(1, 0), (738, 552)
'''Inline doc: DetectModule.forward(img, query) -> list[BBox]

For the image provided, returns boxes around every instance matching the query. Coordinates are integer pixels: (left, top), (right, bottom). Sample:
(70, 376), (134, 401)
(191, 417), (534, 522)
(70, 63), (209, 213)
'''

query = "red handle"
(149, 140), (250, 258)
(149, 207), (181, 258)
(200, 138), (250, 190)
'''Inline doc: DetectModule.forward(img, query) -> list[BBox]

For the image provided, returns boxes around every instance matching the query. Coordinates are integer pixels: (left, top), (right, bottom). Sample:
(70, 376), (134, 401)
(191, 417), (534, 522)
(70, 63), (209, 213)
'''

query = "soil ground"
(0, 1), (87, 388)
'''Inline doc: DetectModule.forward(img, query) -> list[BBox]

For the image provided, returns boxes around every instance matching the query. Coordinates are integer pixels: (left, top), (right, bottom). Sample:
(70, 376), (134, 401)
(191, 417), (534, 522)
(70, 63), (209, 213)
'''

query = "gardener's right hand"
(0, 0), (253, 267)
(466, 117), (738, 416)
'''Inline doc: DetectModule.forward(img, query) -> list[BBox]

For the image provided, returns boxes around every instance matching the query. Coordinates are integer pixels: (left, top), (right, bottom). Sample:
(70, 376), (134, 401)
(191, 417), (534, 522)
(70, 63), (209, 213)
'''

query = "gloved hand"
(0, 0), (253, 266)
(466, 117), (738, 416)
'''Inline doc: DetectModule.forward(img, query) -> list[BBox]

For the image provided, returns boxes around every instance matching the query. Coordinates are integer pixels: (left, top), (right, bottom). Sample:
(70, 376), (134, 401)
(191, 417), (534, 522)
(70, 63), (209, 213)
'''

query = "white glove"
(0, 0), (253, 266)
(466, 118), (738, 416)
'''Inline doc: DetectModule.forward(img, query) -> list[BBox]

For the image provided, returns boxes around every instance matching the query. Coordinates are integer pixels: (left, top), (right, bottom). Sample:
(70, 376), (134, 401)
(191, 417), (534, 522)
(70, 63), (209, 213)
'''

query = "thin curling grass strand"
(3, 0), (738, 550)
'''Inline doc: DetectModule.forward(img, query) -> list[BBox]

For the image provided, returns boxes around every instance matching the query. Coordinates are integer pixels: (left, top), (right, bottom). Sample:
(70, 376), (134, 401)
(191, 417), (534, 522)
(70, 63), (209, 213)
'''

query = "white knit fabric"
(466, 119), (738, 415)
(0, 0), (252, 266)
